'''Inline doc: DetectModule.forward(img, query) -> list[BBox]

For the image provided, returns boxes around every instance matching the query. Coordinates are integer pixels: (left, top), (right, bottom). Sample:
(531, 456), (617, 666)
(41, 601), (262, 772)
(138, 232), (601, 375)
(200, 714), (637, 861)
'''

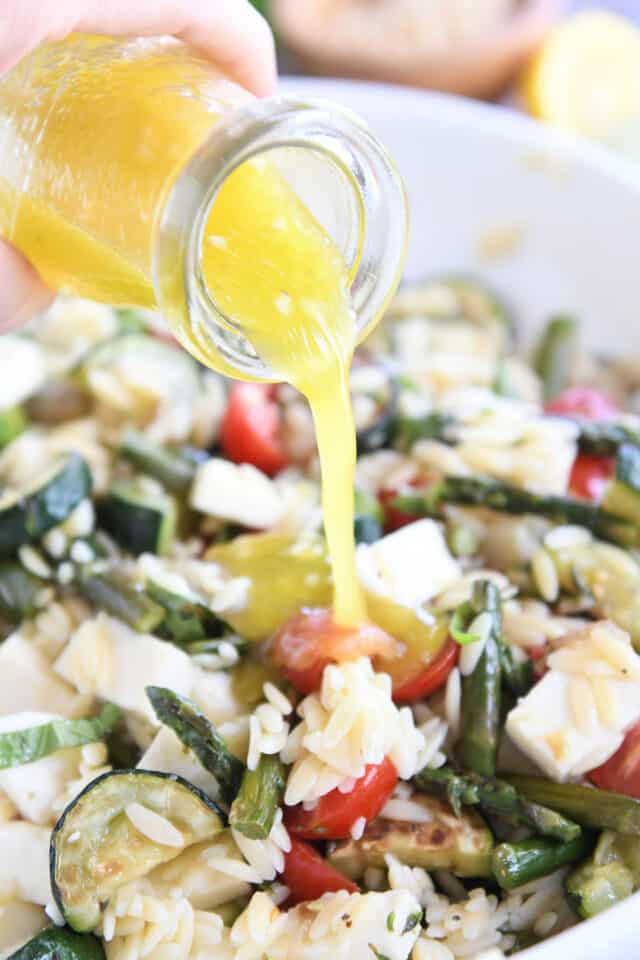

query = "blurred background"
(252, 0), (640, 159)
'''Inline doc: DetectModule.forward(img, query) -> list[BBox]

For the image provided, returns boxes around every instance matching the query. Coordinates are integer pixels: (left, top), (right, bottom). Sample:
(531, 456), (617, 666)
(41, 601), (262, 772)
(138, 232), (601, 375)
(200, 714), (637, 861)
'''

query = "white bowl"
(280, 76), (640, 960)
(281, 76), (640, 359)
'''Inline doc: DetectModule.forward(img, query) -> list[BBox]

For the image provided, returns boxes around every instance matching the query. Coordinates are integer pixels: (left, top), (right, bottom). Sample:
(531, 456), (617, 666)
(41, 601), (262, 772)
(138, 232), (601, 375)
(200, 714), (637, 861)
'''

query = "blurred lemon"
(522, 11), (640, 142)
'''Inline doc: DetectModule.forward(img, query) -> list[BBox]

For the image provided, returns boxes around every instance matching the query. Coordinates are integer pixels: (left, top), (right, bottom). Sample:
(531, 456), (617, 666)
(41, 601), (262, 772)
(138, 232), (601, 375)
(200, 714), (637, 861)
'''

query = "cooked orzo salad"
(1, 278), (640, 960)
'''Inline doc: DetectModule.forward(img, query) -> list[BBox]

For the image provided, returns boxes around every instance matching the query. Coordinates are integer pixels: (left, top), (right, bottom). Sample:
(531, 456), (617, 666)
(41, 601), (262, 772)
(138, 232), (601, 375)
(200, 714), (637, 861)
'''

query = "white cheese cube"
(139, 727), (220, 800)
(507, 669), (640, 781)
(147, 834), (251, 910)
(0, 901), (46, 959)
(190, 458), (284, 529)
(0, 633), (76, 717)
(54, 614), (196, 722)
(190, 669), (241, 728)
(0, 712), (82, 825)
(0, 822), (51, 905)
(357, 519), (460, 609)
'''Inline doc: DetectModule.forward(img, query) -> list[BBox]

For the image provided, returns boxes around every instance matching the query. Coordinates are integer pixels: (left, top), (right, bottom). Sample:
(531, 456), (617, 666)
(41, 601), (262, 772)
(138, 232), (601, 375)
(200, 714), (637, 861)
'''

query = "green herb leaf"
(0, 704), (120, 769)
(449, 602), (479, 646)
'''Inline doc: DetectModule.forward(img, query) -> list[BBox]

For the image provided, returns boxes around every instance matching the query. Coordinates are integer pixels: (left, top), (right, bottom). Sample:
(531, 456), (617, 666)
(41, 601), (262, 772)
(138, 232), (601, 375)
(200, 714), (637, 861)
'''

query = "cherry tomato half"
(282, 837), (359, 905)
(220, 383), (289, 476)
(392, 638), (459, 704)
(285, 757), (398, 840)
(271, 608), (397, 695)
(545, 387), (620, 421)
(569, 453), (616, 502)
(546, 388), (620, 502)
(589, 721), (640, 799)
(378, 483), (421, 532)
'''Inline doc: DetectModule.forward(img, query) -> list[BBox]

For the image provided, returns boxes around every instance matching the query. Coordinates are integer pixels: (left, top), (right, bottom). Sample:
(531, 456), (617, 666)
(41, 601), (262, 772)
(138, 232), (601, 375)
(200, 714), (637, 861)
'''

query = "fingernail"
(0, 240), (54, 331)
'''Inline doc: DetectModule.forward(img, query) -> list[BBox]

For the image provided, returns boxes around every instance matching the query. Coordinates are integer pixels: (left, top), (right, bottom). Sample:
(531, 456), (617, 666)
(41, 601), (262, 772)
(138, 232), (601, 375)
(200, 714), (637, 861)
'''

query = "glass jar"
(0, 34), (407, 380)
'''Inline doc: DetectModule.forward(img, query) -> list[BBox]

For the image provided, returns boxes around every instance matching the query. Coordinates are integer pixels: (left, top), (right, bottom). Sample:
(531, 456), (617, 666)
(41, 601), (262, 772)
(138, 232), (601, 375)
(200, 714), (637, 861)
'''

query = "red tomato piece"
(219, 383), (289, 476)
(378, 484), (421, 532)
(569, 453), (616, 502)
(546, 388), (619, 502)
(271, 608), (398, 695)
(589, 721), (640, 798)
(392, 638), (459, 704)
(285, 757), (398, 840)
(545, 387), (620, 421)
(282, 837), (359, 905)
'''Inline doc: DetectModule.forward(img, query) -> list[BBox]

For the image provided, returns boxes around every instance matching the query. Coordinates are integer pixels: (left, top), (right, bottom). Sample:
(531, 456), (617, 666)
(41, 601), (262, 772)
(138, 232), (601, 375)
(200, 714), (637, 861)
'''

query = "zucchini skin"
(97, 482), (176, 556)
(8, 926), (105, 960)
(119, 431), (196, 496)
(50, 769), (224, 932)
(566, 859), (634, 919)
(0, 454), (92, 556)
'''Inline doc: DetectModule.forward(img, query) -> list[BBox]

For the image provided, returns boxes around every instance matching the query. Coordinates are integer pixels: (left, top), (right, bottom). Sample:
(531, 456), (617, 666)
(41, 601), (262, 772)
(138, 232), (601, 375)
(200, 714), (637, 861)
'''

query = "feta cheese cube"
(190, 670), (241, 728)
(0, 633), (76, 718)
(507, 622), (640, 780)
(190, 458), (284, 529)
(55, 614), (196, 722)
(357, 519), (460, 609)
(0, 822), (51, 905)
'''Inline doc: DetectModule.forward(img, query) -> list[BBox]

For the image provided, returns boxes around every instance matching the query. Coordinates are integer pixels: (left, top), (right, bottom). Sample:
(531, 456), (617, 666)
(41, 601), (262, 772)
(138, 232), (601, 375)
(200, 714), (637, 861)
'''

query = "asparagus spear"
(415, 767), (581, 842)
(394, 404), (640, 460)
(145, 580), (224, 647)
(493, 833), (595, 890)
(77, 570), (166, 633)
(533, 314), (578, 403)
(146, 686), (244, 806)
(394, 411), (457, 451)
(393, 476), (637, 547)
(459, 581), (502, 777)
(119, 430), (196, 495)
(229, 755), (286, 839)
(505, 775), (640, 835)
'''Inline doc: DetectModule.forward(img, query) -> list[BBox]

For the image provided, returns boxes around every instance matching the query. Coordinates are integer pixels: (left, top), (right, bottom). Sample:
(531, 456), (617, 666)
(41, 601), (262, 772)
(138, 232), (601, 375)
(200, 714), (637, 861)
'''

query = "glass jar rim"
(153, 95), (408, 381)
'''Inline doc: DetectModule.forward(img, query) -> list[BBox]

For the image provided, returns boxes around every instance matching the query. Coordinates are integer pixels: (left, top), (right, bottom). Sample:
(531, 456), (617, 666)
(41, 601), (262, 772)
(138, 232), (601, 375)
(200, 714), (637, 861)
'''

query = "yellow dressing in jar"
(0, 35), (407, 627)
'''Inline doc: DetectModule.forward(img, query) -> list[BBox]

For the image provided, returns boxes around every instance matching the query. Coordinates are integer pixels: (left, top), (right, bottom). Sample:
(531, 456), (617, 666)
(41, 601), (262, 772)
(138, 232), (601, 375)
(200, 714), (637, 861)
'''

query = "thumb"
(0, 240), (54, 332)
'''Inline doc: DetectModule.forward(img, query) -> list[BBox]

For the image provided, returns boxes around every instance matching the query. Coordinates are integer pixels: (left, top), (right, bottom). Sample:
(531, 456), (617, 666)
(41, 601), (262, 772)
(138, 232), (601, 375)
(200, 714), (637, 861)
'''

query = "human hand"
(0, 0), (277, 331)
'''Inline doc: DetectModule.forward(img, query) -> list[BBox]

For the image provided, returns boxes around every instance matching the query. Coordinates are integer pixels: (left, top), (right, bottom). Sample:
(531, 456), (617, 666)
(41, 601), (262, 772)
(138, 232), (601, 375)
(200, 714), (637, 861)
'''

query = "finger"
(77, 0), (278, 96)
(0, 240), (54, 332)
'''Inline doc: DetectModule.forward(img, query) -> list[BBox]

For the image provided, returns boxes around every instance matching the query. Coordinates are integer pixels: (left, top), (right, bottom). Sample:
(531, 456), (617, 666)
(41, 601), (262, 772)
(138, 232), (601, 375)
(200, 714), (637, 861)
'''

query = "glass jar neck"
(152, 96), (408, 381)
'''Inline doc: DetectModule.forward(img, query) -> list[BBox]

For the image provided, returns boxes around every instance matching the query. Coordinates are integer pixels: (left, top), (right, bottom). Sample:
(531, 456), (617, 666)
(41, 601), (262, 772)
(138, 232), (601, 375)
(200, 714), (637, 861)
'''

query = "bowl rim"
(279, 74), (640, 960)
